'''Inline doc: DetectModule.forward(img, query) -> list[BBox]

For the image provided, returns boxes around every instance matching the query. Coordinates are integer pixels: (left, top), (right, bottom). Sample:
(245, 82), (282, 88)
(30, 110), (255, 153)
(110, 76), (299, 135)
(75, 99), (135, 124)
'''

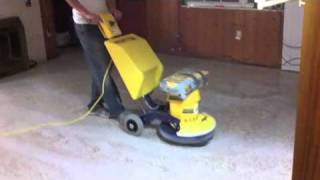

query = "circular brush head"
(157, 123), (214, 147)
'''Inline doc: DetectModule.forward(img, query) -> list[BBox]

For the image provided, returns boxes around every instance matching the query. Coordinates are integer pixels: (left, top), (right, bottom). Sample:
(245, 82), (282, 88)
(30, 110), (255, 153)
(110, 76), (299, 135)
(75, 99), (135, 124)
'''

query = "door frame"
(292, 1), (320, 179)
(39, 0), (58, 59)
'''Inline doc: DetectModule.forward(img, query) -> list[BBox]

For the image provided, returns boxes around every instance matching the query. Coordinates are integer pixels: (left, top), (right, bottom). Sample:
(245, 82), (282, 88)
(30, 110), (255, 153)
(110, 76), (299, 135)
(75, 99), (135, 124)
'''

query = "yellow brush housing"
(169, 90), (201, 119)
(178, 113), (216, 137)
(169, 90), (216, 137)
(105, 34), (163, 100)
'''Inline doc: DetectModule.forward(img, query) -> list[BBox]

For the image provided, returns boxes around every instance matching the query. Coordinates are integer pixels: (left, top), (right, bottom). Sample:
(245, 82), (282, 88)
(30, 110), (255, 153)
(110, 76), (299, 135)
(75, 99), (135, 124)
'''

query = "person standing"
(65, 0), (124, 118)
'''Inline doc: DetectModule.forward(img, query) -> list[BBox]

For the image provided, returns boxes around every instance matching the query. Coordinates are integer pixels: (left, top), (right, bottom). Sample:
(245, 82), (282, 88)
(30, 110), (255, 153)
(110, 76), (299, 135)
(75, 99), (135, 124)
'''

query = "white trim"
(255, 0), (293, 10)
(187, 0), (297, 10)
(186, 1), (255, 9)
(299, 0), (305, 6)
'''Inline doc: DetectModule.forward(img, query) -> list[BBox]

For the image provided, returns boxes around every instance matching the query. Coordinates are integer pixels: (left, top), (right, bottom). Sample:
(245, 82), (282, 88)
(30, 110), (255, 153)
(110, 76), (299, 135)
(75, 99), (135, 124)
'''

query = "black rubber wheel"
(157, 123), (214, 147)
(119, 112), (144, 136)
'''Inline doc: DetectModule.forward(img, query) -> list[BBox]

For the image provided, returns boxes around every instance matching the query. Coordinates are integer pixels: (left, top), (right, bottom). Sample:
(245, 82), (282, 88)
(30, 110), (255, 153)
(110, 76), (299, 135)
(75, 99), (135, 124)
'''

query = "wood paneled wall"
(180, 8), (283, 67)
(145, 0), (180, 52)
(292, 1), (320, 180)
(118, 0), (147, 37)
(118, 0), (284, 67)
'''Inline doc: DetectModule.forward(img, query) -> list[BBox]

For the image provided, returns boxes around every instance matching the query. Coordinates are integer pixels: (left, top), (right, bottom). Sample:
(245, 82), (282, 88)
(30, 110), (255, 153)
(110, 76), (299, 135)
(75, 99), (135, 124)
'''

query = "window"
(183, 0), (255, 9)
(183, 0), (287, 10)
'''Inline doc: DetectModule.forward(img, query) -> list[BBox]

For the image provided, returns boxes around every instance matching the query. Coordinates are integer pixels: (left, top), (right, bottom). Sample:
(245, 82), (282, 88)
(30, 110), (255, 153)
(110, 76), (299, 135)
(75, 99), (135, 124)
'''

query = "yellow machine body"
(178, 113), (216, 138)
(99, 13), (216, 144)
(100, 11), (163, 100)
(170, 90), (201, 119)
(169, 90), (216, 137)
(99, 13), (122, 39)
(105, 34), (163, 100)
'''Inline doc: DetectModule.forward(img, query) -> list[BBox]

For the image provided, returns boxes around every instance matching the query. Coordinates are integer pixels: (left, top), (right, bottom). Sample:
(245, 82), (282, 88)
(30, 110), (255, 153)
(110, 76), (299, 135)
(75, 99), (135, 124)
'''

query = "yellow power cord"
(0, 61), (113, 137)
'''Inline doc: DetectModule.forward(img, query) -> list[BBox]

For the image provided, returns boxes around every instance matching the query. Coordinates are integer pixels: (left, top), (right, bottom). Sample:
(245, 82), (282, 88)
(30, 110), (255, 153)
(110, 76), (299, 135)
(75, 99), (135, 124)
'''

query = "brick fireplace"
(0, 0), (47, 60)
(0, 0), (47, 78)
(0, 17), (36, 77)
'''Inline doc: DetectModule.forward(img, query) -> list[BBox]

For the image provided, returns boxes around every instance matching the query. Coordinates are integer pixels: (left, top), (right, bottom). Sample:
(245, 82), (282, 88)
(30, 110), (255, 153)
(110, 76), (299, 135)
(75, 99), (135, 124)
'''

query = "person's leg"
(74, 24), (124, 116)
(76, 32), (104, 110)
(86, 80), (104, 111)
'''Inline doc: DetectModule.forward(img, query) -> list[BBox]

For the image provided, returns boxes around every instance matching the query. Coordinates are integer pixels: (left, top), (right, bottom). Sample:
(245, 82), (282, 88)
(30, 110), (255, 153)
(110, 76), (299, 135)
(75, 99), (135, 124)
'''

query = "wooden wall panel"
(118, 0), (147, 37)
(180, 8), (221, 57)
(180, 7), (283, 67)
(231, 10), (245, 60)
(243, 10), (258, 63)
(292, 1), (320, 180)
(146, 0), (180, 53)
(118, 0), (283, 67)
(253, 11), (283, 66)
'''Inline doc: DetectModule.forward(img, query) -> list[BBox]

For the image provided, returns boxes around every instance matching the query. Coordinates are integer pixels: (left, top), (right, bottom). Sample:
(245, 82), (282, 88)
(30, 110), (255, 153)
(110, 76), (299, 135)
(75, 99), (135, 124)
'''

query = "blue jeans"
(75, 24), (124, 116)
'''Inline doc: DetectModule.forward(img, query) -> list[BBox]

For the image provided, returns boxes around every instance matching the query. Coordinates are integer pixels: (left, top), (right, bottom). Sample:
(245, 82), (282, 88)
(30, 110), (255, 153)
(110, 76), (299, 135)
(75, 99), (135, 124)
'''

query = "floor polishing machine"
(99, 13), (216, 146)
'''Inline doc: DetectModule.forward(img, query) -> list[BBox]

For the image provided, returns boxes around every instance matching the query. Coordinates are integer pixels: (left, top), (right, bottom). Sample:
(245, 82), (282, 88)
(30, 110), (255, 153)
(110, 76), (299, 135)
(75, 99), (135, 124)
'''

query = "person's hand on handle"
(84, 12), (101, 24)
(106, 0), (122, 21)
(111, 9), (123, 21)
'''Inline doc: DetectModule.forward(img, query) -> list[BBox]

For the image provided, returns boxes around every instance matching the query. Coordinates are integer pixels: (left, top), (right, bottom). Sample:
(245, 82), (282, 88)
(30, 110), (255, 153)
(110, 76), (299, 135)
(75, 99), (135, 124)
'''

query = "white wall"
(282, 1), (304, 72)
(0, 0), (46, 62)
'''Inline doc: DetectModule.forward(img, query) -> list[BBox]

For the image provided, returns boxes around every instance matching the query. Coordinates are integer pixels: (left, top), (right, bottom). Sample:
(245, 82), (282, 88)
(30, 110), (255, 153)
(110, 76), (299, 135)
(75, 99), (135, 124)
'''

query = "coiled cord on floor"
(0, 61), (113, 137)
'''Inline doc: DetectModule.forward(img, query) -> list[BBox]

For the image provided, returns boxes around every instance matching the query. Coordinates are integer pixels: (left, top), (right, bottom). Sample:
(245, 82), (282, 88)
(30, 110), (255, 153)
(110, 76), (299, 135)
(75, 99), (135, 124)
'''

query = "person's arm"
(65, 0), (101, 23)
(106, 0), (122, 20)
(106, 0), (116, 12)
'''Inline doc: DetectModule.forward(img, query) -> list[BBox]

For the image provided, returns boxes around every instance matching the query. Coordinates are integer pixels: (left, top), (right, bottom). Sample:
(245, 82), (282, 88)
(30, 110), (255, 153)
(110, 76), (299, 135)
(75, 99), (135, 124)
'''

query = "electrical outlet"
(235, 30), (242, 41)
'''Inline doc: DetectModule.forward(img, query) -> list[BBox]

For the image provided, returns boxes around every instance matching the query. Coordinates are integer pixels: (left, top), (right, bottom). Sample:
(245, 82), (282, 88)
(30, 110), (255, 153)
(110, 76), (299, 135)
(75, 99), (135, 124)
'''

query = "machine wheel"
(119, 111), (144, 136)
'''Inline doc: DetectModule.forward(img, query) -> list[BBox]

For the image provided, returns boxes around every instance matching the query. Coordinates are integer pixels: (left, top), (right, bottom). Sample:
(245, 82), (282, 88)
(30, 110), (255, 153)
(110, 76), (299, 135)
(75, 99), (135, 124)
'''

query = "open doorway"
(51, 0), (79, 48)
(44, 0), (146, 56)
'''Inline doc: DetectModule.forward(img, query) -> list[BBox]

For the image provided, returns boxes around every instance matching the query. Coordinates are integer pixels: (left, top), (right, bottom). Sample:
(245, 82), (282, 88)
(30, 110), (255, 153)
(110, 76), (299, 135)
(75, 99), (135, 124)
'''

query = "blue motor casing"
(160, 69), (208, 100)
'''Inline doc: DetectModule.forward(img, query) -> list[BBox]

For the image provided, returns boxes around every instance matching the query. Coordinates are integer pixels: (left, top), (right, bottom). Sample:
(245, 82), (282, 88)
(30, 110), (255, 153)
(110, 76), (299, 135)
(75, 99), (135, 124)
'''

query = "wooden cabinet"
(118, 0), (147, 37)
(118, 0), (283, 67)
(180, 8), (283, 67)
(118, 0), (180, 53)
(145, 0), (180, 53)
